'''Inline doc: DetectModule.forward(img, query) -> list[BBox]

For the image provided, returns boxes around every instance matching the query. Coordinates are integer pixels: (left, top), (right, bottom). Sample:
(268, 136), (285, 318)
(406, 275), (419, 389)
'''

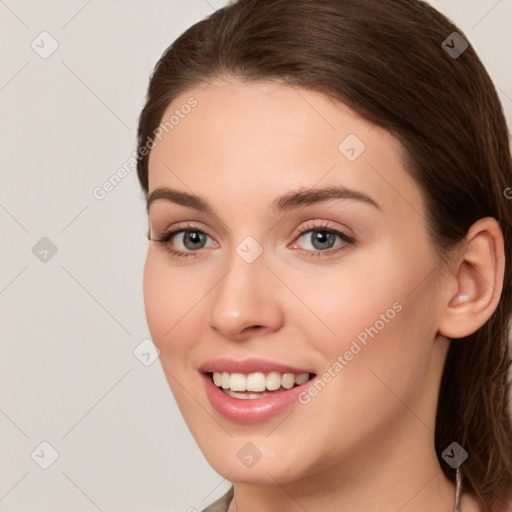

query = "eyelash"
(152, 221), (356, 259)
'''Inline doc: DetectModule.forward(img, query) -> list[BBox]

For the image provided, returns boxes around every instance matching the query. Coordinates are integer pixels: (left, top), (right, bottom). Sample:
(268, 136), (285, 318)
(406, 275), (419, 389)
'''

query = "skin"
(143, 78), (504, 512)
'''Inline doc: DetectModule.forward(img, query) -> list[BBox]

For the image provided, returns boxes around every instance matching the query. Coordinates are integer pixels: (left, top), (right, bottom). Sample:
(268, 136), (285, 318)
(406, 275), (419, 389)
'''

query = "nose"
(207, 249), (284, 341)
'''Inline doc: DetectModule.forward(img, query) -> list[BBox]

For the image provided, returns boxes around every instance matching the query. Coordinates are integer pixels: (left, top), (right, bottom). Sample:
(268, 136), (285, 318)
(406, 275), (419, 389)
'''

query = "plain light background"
(0, 1), (511, 511)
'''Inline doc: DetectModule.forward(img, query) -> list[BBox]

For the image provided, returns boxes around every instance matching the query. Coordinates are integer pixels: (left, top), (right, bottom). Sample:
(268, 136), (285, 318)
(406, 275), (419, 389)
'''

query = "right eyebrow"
(146, 187), (211, 214)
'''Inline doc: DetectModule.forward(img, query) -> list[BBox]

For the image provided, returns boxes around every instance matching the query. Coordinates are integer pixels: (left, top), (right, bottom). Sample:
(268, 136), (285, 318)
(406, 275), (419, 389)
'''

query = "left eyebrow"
(271, 185), (382, 213)
(146, 185), (381, 215)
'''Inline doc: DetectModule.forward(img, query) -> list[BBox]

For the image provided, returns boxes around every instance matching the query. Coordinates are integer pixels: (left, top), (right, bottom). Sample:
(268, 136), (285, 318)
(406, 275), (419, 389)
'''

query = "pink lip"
(198, 358), (316, 424)
(198, 357), (314, 375)
(201, 373), (315, 423)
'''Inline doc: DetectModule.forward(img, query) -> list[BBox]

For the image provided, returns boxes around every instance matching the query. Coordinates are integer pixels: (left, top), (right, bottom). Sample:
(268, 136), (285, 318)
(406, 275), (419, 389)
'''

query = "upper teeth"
(212, 371), (310, 392)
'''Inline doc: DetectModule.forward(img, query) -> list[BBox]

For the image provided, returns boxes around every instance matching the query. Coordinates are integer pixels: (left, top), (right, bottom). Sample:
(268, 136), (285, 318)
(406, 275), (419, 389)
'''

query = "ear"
(438, 217), (505, 339)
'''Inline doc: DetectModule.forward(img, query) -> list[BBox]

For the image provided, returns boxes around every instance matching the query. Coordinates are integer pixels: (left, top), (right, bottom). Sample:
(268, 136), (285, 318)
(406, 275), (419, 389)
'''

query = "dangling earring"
(453, 466), (462, 512)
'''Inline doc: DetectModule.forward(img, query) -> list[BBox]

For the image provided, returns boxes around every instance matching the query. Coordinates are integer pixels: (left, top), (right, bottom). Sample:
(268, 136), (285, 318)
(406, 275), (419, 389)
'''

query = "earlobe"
(438, 217), (505, 340)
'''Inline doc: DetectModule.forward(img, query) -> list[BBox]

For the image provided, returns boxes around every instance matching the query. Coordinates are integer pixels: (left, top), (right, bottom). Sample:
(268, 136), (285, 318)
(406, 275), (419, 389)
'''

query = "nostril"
(247, 325), (263, 331)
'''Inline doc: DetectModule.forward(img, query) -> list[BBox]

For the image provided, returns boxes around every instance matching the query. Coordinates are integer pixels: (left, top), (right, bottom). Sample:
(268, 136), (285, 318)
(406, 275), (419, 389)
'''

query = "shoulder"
(199, 485), (234, 512)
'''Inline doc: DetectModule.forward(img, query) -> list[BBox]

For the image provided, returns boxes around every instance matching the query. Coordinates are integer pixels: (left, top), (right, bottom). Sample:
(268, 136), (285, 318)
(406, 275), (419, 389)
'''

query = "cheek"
(143, 251), (173, 343)
(142, 251), (210, 418)
(275, 261), (438, 465)
(142, 249), (204, 356)
(332, 236), (438, 441)
(278, 252), (405, 347)
(287, 243), (438, 387)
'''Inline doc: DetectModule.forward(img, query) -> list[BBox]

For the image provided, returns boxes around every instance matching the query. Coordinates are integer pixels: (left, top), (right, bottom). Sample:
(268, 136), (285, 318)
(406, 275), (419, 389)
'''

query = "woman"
(135, 0), (512, 510)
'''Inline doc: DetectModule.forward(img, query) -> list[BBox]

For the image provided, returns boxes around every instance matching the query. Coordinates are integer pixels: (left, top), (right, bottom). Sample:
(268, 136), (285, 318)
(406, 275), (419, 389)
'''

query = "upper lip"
(198, 358), (315, 375)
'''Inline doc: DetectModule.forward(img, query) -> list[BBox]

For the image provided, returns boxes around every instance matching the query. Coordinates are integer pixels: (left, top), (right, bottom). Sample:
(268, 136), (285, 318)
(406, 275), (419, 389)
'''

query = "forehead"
(147, 78), (424, 220)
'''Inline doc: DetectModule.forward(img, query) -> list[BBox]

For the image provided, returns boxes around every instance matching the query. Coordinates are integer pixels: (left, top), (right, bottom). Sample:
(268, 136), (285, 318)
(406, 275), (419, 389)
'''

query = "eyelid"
(289, 220), (354, 243)
(151, 221), (215, 242)
(148, 207), (232, 239)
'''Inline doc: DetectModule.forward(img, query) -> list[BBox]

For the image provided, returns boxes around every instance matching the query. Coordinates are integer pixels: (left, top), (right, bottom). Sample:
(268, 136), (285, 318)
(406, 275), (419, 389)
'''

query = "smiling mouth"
(206, 371), (316, 399)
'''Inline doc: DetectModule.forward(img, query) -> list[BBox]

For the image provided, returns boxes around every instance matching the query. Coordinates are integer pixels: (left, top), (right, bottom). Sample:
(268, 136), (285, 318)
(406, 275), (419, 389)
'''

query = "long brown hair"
(135, 0), (512, 509)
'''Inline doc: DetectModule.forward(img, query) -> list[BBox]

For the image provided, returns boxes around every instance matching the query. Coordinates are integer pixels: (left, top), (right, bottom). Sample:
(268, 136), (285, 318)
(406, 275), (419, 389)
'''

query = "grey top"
(200, 485), (234, 512)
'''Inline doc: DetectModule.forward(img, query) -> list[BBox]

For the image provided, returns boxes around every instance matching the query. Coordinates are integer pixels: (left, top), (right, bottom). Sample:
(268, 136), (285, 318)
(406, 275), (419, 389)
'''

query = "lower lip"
(201, 373), (314, 423)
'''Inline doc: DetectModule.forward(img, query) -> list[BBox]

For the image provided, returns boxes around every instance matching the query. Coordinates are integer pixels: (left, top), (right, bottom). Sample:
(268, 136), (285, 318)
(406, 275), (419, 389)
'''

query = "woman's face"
(143, 78), (449, 485)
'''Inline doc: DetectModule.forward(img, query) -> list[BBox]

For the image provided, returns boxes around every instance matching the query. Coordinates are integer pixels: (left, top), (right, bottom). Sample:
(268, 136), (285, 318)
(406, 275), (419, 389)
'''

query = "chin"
(194, 433), (315, 485)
